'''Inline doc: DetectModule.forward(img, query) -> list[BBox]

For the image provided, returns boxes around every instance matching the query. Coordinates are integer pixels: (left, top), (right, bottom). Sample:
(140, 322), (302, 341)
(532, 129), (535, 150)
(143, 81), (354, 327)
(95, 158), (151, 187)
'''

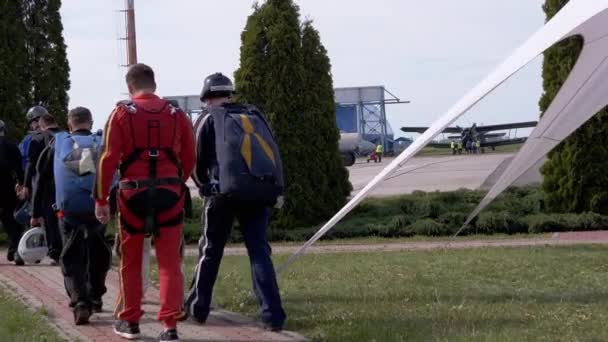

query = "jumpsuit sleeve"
(31, 145), (54, 218)
(95, 109), (123, 205)
(178, 112), (196, 181)
(192, 114), (212, 187)
(24, 136), (43, 190)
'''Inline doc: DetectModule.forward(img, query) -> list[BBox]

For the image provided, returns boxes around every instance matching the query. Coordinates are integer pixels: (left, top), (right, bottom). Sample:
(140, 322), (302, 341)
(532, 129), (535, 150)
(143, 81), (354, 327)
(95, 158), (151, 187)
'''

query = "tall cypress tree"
(236, 0), (350, 229)
(301, 21), (351, 219)
(540, 0), (608, 213)
(24, 0), (70, 125)
(0, 0), (29, 141)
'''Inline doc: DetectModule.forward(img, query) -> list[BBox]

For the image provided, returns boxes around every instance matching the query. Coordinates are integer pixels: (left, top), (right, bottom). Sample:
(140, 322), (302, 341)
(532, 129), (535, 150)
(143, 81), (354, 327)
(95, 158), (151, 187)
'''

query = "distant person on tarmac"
(185, 72), (287, 331)
(32, 107), (111, 325)
(375, 144), (383, 163)
(0, 120), (25, 265)
(94, 63), (195, 341)
(28, 114), (64, 264)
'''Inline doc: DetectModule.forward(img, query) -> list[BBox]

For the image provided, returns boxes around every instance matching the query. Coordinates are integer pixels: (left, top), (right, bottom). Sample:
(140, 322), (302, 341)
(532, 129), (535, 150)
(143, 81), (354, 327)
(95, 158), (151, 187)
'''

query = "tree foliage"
(0, 0), (70, 141)
(235, 0), (351, 229)
(540, 0), (608, 214)
(0, 0), (29, 142)
(24, 0), (71, 125)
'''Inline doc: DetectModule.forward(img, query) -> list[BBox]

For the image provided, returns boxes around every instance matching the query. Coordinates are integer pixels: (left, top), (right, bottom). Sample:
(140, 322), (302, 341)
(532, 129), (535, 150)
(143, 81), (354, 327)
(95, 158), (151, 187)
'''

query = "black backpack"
(210, 104), (284, 205)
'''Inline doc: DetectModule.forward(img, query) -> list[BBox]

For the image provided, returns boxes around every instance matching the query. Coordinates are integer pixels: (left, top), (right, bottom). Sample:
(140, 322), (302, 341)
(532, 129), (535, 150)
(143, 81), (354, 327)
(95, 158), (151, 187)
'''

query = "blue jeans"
(185, 197), (286, 326)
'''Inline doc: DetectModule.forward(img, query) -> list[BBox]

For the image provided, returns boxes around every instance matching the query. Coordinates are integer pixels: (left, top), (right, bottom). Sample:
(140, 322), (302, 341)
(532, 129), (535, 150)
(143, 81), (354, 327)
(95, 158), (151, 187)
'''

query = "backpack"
(210, 104), (284, 205)
(53, 132), (101, 223)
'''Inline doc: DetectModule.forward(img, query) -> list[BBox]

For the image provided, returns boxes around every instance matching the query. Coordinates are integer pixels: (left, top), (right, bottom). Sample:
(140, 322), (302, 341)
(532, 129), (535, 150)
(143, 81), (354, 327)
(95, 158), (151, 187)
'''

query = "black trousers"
(185, 197), (286, 326)
(41, 196), (62, 260)
(59, 217), (112, 308)
(0, 186), (24, 255)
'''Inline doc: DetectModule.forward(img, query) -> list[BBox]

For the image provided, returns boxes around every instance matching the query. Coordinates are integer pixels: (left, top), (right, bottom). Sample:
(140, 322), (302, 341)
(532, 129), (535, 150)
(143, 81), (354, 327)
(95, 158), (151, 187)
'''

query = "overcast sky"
(61, 0), (546, 136)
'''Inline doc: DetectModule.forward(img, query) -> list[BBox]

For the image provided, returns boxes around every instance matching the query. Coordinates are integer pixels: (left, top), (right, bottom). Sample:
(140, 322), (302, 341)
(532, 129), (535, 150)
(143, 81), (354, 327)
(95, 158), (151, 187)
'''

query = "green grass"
(0, 287), (64, 341)
(173, 245), (608, 341)
(224, 233), (550, 248)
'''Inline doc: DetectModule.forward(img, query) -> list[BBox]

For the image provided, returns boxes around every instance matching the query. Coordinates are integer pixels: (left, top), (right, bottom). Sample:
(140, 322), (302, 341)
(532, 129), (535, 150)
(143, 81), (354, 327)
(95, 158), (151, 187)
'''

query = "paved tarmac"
(349, 153), (543, 197)
(187, 153), (544, 199)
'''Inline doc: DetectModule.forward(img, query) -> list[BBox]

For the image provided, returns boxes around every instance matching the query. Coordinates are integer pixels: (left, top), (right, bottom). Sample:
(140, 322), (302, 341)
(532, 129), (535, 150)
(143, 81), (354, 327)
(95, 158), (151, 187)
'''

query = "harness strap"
(119, 149), (142, 175)
(118, 177), (182, 190)
(120, 211), (184, 236)
(144, 148), (160, 237)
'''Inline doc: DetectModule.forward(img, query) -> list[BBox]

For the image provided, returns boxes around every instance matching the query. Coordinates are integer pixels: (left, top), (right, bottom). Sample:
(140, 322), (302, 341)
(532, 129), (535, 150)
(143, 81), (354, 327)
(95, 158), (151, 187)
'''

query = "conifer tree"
(0, 0), (29, 141)
(236, 0), (351, 229)
(540, 0), (608, 213)
(24, 0), (71, 125)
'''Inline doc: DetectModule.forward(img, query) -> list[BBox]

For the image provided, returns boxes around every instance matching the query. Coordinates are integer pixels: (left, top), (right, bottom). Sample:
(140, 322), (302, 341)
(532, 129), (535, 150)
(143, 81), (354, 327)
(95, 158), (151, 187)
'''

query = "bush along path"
(197, 187), (608, 243)
(72, 186), (608, 247)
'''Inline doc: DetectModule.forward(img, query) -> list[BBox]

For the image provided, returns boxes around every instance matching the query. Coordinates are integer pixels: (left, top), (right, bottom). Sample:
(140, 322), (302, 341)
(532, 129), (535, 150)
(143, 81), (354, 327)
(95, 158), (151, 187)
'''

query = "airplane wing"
(475, 121), (538, 132)
(482, 132), (507, 138)
(427, 142), (452, 148)
(481, 137), (527, 147)
(401, 127), (462, 134)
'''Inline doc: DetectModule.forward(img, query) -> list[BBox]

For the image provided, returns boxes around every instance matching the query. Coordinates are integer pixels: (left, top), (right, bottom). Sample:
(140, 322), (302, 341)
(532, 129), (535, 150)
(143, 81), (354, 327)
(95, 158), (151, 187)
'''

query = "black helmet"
(200, 73), (235, 101)
(0, 119), (6, 135)
(26, 106), (49, 123)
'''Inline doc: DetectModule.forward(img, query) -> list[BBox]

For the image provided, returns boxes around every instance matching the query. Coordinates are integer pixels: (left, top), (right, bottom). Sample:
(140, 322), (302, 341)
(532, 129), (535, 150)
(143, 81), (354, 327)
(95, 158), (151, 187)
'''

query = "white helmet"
(17, 227), (48, 264)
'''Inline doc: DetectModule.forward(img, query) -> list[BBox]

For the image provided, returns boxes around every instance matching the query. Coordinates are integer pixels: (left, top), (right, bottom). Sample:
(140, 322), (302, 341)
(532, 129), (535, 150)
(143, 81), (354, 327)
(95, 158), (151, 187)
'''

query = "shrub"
(476, 212), (528, 235)
(438, 212), (468, 229)
(407, 219), (448, 236)
(527, 213), (608, 233)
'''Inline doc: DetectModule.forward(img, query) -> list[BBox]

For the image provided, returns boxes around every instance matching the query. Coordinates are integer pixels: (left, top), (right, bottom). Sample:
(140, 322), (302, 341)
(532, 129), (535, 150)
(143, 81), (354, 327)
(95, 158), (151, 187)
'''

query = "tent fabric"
(464, 6), (608, 227)
(278, 0), (608, 273)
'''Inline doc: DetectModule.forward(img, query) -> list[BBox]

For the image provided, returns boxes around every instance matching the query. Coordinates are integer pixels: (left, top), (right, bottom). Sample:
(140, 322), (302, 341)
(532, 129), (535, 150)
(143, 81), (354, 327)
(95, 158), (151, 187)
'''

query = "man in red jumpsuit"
(95, 63), (195, 342)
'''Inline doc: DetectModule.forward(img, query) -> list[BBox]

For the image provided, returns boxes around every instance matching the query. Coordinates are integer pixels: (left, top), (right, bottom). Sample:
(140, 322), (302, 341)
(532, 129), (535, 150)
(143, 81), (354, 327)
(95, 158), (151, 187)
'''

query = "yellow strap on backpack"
(240, 114), (276, 170)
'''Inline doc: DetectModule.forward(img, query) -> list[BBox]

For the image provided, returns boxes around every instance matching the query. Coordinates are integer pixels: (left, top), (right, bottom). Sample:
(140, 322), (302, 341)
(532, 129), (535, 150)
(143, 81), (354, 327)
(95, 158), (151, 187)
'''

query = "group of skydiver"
(0, 64), (286, 342)
(450, 138), (481, 155)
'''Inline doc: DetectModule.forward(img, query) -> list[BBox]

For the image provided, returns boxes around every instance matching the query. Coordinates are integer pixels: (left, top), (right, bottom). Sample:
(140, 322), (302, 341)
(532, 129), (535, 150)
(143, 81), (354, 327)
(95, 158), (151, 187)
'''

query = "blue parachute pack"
(210, 104), (284, 205)
(53, 131), (101, 223)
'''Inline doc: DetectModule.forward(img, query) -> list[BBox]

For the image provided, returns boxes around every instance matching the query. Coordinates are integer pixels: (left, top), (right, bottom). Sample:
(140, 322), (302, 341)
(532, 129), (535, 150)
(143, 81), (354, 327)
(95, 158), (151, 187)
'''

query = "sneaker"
(113, 320), (141, 340)
(158, 329), (179, 342)
(73, 304), (91, 326)
(14, 254), (25, 266)
(7, 250), (15, 262)
(91, 300), (103, 313)
(263, 322), (284, 332)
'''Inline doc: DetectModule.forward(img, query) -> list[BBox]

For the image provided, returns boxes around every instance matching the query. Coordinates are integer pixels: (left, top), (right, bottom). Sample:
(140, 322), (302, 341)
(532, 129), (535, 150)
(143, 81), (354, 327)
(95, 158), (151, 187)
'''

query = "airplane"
(401, 121), (538, 153)
(339, 133), (376, 166)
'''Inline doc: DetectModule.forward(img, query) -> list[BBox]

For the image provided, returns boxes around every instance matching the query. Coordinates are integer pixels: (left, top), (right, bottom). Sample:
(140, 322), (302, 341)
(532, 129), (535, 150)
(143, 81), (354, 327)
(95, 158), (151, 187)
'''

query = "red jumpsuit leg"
(154, 224), (184, 329)
(115, 227), (145, 323)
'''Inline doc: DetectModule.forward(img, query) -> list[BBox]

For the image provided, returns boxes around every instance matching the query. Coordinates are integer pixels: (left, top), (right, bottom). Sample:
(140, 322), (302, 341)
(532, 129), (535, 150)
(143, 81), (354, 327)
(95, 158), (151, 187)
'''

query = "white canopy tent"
(464, 5), (608, 227)
(278, 0), (608, 273)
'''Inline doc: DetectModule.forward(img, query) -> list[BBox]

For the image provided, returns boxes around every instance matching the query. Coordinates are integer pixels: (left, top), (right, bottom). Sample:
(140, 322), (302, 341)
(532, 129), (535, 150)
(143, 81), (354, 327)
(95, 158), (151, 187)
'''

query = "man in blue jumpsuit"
(184, 73), (286, 331)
